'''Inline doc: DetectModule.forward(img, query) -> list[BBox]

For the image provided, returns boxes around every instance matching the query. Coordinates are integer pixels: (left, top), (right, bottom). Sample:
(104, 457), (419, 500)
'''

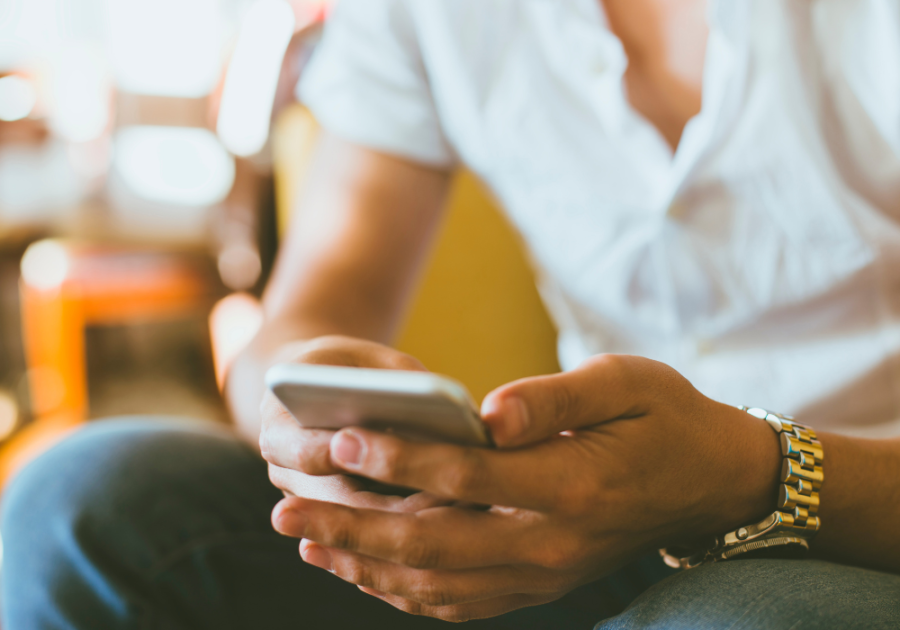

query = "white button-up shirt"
(300, 0), (900, 438)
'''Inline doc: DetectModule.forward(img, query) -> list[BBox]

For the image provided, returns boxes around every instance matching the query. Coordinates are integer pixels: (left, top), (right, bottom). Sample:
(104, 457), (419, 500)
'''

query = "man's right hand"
(259, 335), (452, 514)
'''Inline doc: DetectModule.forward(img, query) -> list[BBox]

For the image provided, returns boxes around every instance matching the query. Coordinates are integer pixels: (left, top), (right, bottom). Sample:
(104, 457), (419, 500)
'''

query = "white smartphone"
(265, 363), (493, 447)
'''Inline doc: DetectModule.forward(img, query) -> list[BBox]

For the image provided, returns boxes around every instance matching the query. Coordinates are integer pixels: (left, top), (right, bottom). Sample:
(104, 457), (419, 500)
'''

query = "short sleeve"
(297, 0), (456, 168)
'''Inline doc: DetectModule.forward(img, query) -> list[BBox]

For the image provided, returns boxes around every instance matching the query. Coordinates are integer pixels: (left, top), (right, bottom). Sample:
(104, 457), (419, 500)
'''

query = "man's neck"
(599, 0), (708, 151)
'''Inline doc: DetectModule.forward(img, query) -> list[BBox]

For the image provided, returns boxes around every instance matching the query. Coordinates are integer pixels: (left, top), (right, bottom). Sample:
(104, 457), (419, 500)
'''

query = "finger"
(329, 428), (570, 510)
(258, 338), (430, 474)
(259, 391), (342, 475)
(267, 467), (363, 504)
(299, 540), (565, 607)
(370, 590), (559, 623)
(272, 497), (550, 569)
(266, 466), (453, 512)
(481, 354), (657, 447)
(278, 335), (429, 373)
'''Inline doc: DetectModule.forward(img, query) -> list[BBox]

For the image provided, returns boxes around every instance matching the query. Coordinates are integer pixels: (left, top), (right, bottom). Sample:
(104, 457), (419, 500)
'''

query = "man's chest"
(415, 0), (900, 328)
(420, 0), (900, 218)
(600, 0), (708, 151)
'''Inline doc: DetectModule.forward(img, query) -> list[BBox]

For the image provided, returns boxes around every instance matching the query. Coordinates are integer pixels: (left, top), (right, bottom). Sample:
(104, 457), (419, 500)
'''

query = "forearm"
(223, 132), (451, 446)
(811, 433), (900, 573)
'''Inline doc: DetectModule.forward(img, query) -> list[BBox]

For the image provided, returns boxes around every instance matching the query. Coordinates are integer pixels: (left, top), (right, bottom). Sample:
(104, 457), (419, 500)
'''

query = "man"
(4, 0), (900, 628)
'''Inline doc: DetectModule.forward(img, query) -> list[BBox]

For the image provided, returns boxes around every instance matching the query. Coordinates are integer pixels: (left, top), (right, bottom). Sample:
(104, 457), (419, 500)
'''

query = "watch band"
(660, 407), (823, 569)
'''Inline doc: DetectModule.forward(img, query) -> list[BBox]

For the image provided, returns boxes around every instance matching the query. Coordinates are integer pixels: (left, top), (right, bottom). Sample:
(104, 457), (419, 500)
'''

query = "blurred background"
(0, 0), (561, 547)
(0, 0), (331, 487)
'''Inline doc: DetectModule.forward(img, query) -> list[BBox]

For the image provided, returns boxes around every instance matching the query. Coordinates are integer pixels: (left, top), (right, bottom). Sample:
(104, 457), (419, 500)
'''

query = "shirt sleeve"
(297, 0), (456, 168)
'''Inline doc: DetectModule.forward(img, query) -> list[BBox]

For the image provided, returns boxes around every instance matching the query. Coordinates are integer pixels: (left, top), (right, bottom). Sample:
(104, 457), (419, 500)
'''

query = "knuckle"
(290, 436), (318, 473)
(594, 353), (638, 387)
(370, 441), (408, 483)
(412, 580), (452, 607)
(342, 561), (374, 588)
(327, 524), (360, 552)
(583, 353), (633, 389)
(399, 526), (442, 569)
(441, 451), (486, 498)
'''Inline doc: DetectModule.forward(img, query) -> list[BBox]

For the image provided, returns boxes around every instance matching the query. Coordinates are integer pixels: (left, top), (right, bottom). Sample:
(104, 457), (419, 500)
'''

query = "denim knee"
(596, 558), (900, 630)
(0, 419), (279, 629)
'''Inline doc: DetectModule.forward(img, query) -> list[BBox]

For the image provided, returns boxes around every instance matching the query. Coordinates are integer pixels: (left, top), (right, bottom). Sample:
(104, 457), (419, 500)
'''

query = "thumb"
(480, 355), (643, 448)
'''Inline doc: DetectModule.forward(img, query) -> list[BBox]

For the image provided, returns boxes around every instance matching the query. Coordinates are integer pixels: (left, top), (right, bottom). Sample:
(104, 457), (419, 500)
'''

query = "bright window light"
(0, 76), (38, 122)
(113, 126), (235, 207)
(48, 45), (111, 142)
(21, 240), (70, 290)
(217, 0), (295, 157)
(0, 0), (64, 67)
(106, 0), (224, 97)
(0, 141), (89, 218)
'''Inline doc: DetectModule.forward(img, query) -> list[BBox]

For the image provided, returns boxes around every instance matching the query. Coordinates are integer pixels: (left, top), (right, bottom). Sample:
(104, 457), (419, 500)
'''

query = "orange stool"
(0, 240), (214, 486)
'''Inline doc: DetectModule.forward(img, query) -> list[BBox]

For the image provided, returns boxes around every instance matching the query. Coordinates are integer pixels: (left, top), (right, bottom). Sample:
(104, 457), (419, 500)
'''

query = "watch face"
(722, 536), (810, 561)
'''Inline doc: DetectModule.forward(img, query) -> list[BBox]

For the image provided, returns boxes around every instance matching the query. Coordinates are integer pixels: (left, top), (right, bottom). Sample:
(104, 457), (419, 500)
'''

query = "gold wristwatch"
(660, 407), (823, 570)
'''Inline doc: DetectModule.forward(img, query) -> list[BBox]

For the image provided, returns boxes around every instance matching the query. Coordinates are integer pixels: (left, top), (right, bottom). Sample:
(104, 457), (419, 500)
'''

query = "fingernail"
(332, 431), (364, 467)
(301, 542), (334, 572)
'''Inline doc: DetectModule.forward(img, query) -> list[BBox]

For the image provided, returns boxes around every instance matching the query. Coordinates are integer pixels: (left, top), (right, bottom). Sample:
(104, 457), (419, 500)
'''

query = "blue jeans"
(1, 420), (897, 629)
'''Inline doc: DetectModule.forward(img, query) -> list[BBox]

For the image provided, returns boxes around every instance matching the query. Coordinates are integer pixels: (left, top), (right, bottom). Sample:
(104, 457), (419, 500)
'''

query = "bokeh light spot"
(21, 240), (70, 290)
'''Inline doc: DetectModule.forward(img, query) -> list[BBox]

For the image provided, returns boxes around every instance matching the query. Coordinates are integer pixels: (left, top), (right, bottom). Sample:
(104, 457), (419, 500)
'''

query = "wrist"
(707, 404), (782, 536)
(664, 406), (819, 569)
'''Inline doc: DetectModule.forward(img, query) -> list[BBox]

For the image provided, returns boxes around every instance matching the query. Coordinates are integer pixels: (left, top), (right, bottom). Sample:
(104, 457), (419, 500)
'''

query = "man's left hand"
(271, 355), (781, 622)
